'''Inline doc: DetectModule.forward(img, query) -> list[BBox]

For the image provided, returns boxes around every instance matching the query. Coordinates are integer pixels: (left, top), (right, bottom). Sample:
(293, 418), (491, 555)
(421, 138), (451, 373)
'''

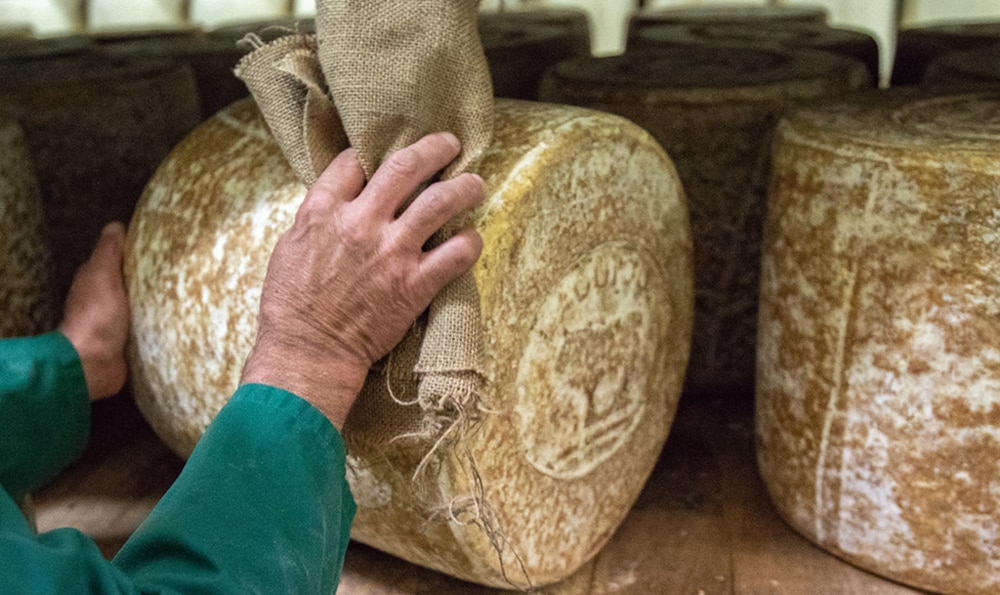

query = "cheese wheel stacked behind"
(0, 115), (53, 338)
(0, 53), (200, 306)
(126, 98), (693, 588)
(540, 46), (869, 396)
(922, 42), (1000, 89)
(892, 22), (1000, 86)
(627, 4), (827, 47)
(757, 90), (1000, 594)
(629, 22), (879, 85)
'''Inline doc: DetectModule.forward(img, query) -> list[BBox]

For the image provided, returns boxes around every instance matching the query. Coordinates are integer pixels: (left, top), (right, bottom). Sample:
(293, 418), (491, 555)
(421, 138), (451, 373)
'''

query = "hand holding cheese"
(58, 222), (130, 401)
(240, 133), (485, 430)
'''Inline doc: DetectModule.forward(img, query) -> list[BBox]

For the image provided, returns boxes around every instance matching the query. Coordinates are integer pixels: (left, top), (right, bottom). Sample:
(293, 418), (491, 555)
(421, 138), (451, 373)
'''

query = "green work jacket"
(0, 332), (356, 593)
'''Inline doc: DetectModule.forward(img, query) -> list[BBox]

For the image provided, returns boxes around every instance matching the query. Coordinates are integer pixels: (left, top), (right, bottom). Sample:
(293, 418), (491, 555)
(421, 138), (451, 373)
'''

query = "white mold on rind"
(127, 98), (693, 588)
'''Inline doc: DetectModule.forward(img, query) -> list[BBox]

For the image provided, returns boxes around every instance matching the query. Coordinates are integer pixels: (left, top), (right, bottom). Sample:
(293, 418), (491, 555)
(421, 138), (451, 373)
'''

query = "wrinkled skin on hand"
(59, 222), (131, 401)
(241, 132), (486, 430)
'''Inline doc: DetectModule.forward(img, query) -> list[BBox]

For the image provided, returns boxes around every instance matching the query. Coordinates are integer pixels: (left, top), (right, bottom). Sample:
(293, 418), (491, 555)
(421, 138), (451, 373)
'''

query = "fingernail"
(441, 132), (460, 150)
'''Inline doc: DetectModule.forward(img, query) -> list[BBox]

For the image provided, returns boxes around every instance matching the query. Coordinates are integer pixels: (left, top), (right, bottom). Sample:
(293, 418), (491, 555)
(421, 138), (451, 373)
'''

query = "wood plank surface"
(31, 394), (927, 594)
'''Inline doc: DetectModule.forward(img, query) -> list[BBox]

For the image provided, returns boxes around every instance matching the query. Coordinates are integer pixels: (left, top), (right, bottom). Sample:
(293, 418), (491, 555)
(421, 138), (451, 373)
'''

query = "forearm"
(0, 333), (90, 501)
(113, 384), (356, 593)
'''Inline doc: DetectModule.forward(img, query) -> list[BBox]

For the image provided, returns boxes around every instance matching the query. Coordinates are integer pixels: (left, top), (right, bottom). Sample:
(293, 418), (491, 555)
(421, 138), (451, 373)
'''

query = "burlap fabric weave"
(234, 0), (497, 530)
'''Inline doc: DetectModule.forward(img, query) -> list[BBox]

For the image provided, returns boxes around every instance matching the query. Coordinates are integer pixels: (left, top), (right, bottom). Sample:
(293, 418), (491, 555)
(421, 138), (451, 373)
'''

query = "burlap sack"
(234, 0), (500, 564)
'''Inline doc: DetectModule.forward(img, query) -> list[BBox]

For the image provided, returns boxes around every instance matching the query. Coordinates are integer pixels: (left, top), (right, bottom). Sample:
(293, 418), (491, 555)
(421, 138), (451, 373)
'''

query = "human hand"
(240, 132), (485, 429)
(58, 222), (130, 401)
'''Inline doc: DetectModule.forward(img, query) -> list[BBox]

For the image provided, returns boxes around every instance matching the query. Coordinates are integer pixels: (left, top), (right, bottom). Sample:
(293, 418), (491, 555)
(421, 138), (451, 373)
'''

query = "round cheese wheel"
(757, 89), (1000, 594)
(922, 42), (1000, 88)
(0, 53), (201, 306)
(0, 115), (54, 338)
(478, 8), (591, 56)
(540, 46), (869, 397)
(627, 5), (827, 46)
(892, 22), (1000, 86)
(478, 19), (586, 100)
(126, 98), (693, 588)
(0, 35), (92, 62)
(629, 22), (878, 85)
(99, 32), (252, 120)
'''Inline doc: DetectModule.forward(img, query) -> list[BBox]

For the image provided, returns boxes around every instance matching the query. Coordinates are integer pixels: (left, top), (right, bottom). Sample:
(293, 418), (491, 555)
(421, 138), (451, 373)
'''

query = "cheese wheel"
(126, 98), (693, 587)
(627, 5), (827, 47)
(540, 47), (869, 396)
(478, 8), (592, 56)
(0, 115), (54, 338)
(922, 43), (1000, 88)
(757, 89), (1000, 594)
(892, 22), (1000, 86)
(99, 33), (252, 119)
(478, 19), (586, 100)
(629, 22), (878, 85)
(0, 53), (201, 305)
(0, 35), (92, 62)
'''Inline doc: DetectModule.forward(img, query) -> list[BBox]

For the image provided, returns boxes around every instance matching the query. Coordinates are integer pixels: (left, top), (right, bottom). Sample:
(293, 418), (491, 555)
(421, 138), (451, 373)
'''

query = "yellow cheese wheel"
(757, 89), (1000, 594)
(0, 115), (54, 338)
(540, 47), (869, 396)
(0, 53), (201, 305)
(892, 22), (1000, 86)
(126, 98), (693, 588)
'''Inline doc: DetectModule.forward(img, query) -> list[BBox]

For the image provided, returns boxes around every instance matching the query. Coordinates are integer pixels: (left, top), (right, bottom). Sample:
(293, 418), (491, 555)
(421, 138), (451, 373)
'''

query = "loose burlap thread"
(235, 1), (529, 587)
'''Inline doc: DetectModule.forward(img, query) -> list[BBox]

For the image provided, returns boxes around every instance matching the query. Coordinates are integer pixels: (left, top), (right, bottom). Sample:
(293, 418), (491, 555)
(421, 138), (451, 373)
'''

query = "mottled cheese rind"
(540, 48), (868, 397)
(757, 90), (1000, 595)
(0, 115), (54, 338)
(127, 98), (693, 588)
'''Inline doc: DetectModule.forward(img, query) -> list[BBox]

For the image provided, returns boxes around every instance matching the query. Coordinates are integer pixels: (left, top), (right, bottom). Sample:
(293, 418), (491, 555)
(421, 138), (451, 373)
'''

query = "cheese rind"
(126, 98), (693, 588)
(757, 90), (1000, 594)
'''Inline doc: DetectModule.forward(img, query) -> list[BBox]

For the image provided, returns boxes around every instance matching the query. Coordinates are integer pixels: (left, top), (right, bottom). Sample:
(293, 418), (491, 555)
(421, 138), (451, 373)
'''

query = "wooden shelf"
(32, 393), (925, 594)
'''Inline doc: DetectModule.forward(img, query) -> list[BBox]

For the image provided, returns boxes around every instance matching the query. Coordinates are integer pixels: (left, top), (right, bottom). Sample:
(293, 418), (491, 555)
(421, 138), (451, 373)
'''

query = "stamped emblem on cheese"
(515, 243), (661, 480)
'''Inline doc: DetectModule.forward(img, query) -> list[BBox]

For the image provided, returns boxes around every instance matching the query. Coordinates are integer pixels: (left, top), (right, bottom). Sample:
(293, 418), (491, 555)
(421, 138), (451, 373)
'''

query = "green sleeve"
(113, 383), (357, 593)
(1, 383), (356, 594)
(0, 332), (90, 502)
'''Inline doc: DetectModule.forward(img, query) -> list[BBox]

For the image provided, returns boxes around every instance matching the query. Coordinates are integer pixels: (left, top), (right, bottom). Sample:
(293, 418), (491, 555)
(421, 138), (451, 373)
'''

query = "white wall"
(5, 0), (1000, 55)
(89, 0), (186, 31)
(902, 0), (1000, 27)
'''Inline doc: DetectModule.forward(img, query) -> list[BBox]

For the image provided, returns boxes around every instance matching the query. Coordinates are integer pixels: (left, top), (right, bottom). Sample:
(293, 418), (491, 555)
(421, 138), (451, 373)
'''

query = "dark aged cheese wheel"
(629, 22), (879, 85)
(540, 46), (869, 397)
(126, 98), (693, 588)
(892, 22), (1000, 86)
(478, 8), (592, 56)
(627, 4), (827, 46)
(0, 53), (201, 306)
(0, 35), (92, 62)
(0, 115), (54, 338)
(757, 89), (1000, 595)
(922, 43), (1000, 88)
(478, 19), (587, 100)
(98, 32), (252, 120)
